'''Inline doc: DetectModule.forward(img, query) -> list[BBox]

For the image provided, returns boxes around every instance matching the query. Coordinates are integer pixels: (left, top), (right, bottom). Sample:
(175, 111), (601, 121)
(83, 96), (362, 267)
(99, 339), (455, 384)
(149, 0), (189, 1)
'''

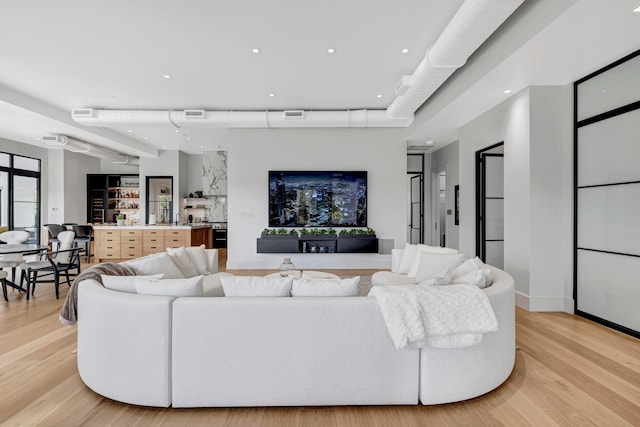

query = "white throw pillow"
(291, 277), (360, 297)
(397, 243), (420, 274)
(452, 269), (486, 288)
(125, 252), (185, 279)
(166, 246), (200, 278)
(135, 275), (204, 297)
(407, 244), (459, 277)
(220, 276), (293, 297)
(185, 244), (211, 275)
(101, 274), (164, 294)
(414, 252), (466, 282)
(452, 257), (493, 288)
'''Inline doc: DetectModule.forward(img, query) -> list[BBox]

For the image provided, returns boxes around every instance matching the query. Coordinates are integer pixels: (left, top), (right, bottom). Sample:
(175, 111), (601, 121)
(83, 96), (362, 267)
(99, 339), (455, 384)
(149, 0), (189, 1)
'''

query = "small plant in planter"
(299, 227), (337, 240)
(339, 227), (376, 237)
(116, 214), (126, 226)
(260, 228), (298, 238)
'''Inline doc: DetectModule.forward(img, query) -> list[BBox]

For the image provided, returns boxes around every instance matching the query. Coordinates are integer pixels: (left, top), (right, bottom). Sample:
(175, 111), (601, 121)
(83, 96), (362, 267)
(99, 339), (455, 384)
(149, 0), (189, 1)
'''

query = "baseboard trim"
(516, 292), (573, 313)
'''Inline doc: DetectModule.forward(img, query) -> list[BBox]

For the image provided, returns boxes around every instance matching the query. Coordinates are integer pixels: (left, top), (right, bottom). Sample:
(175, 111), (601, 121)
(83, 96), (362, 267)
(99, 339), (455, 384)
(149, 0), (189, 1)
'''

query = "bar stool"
(73, 225), (94, 262)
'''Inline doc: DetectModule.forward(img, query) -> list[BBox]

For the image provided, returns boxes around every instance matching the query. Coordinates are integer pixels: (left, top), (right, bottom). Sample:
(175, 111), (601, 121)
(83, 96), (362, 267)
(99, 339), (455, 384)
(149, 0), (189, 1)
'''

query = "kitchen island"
(92, 224), (212, 262)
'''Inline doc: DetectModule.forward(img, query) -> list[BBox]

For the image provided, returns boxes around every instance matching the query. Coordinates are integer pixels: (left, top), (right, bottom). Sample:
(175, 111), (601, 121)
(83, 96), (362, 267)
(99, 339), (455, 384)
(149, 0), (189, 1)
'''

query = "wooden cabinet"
(94, 227), (211, 261)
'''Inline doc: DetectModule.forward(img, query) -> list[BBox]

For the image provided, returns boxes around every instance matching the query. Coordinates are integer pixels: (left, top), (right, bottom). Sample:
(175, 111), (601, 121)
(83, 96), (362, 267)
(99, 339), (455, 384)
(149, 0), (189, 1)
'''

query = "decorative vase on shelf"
(279, 257), (299, 277)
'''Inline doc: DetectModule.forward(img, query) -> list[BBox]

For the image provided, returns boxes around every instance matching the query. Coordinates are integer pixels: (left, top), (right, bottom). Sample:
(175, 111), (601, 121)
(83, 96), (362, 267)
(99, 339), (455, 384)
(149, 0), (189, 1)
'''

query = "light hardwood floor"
(1, 257), (639, 426)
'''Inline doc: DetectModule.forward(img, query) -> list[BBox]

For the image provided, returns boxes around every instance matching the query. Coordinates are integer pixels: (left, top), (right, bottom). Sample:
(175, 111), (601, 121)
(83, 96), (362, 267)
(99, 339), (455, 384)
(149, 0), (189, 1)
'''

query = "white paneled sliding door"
(574, 49), (640, 338)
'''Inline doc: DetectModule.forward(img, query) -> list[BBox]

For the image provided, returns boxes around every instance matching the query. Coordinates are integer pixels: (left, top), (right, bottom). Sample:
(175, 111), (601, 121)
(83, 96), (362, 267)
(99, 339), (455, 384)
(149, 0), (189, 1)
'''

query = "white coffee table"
(265, 270), (340, 280)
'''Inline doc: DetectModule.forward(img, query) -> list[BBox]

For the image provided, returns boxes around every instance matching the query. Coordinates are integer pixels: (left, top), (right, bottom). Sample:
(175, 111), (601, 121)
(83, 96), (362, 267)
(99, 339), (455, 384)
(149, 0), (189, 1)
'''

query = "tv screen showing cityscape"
(269, 171), (367, 227)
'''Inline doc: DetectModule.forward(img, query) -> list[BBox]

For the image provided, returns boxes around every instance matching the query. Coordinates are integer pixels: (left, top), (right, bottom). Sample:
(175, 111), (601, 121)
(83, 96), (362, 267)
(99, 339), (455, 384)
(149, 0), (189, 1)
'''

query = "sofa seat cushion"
(372, 271), (418, 286)
(203, 272), (233, 297)
(291, 277), (360, 297)
(220, 276), (293, 297)
(135, 276), (204, 297)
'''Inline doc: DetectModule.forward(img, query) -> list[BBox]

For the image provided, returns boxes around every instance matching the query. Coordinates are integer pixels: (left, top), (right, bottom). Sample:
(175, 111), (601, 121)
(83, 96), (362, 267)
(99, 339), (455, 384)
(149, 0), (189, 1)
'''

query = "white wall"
(0, 138), (49, 242)
(226, 128), (407, 269)
(430, 141), (460, 249)
(63, 151), (100, 224)
(458, 86), (572, 312)
(529, 86), (573, 312)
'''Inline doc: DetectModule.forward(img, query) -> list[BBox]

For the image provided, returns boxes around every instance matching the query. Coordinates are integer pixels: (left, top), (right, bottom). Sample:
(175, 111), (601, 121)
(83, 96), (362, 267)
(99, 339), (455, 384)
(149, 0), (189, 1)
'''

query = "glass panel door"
(146, 177), (173, 224)
(0, 171), (8, 229)
(13, 175), (39, 243)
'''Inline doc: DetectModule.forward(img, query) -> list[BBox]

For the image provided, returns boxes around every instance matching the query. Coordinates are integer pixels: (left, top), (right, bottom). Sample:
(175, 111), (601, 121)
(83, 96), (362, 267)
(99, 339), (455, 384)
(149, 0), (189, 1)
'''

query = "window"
(0, 152), (41, 243)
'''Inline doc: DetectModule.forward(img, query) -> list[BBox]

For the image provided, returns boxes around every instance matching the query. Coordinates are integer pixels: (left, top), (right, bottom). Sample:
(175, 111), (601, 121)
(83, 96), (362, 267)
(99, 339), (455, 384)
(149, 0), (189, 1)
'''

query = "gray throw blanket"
(59, 262), (136, 326)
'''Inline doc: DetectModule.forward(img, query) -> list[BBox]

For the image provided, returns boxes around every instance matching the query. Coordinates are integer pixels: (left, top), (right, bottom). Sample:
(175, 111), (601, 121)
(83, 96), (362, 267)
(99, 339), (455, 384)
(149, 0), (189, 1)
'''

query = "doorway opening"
(431, 171), (447, 247)
(475, 142), (504, 268)
(407, 154), (424, 244)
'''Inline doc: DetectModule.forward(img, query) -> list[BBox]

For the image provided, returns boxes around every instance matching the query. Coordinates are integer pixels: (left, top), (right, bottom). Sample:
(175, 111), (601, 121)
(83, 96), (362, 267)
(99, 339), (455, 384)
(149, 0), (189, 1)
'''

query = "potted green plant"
(337, 227), (378, 253)
(116, 214), (126, 226)
(299, 227), (337, 240)
(257, 228), (299, 253)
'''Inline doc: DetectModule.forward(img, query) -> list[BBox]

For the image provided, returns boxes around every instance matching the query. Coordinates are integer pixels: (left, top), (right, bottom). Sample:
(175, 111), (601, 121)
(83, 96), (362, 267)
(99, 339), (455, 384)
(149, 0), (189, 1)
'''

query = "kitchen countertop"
(92, 224), (213, 230)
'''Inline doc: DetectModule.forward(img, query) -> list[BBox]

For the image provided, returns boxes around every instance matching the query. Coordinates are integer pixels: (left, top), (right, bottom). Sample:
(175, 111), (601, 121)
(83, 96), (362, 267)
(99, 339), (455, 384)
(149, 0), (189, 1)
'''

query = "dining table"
(0, 243), (48, 292)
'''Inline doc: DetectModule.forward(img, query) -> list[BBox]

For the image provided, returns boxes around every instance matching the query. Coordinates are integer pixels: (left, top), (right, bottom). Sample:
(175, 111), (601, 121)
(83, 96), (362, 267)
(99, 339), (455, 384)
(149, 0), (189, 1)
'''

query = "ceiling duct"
(70, 0), (522, 130)
(72, 109), (413, 128)
(41, 134), (139, 164)
(387, 0), (524, 119)
(42, 134), (91, 152)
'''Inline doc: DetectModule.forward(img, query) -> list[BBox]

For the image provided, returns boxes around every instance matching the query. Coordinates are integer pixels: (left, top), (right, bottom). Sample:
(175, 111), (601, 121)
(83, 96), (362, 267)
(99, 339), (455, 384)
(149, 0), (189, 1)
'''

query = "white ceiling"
(0, 0), (639, 156)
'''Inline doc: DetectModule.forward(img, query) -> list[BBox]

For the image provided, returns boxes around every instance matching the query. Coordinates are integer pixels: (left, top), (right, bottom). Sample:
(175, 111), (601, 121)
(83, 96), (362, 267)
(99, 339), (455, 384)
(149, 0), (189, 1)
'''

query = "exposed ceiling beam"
(0, 83), (158, 157)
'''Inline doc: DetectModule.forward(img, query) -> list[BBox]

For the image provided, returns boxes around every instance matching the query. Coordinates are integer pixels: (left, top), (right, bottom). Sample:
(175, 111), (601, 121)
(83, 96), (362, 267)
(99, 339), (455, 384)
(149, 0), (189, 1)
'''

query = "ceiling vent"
(71, 108), (96, 118)
(395, 76), (412, 96)
(183, 110), (206, 119)
(42, 135), (68, 146)
(284, 110), (305, 119)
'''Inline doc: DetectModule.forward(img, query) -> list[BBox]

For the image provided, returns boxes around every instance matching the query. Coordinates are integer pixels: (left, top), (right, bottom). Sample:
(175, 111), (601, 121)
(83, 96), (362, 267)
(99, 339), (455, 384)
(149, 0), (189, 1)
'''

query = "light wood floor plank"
(1, 265), (639, 426)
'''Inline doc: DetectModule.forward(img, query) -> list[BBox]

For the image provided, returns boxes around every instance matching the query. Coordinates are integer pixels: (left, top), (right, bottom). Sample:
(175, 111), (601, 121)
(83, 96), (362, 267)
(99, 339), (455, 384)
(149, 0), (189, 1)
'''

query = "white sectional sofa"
(76, 250), (515, 408)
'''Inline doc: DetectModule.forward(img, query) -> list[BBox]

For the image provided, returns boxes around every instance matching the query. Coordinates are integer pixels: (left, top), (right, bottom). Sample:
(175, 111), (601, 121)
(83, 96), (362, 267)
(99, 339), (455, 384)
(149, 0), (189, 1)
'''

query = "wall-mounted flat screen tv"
(269, 171), (367, 227)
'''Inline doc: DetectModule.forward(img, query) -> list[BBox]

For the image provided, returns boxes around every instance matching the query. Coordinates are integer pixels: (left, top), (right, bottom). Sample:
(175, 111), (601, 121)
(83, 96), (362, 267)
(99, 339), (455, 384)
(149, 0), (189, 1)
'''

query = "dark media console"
(256, 236), (378, 254)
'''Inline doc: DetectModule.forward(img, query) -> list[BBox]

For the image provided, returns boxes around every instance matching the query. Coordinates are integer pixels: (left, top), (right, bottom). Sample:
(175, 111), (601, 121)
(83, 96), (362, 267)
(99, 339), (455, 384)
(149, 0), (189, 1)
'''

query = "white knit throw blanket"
(368, 283), (498, 349)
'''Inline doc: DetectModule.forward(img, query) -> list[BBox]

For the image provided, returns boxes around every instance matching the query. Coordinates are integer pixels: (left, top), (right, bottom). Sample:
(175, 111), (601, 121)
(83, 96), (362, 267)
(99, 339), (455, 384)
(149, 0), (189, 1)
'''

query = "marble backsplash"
(203, 151), (227, 195)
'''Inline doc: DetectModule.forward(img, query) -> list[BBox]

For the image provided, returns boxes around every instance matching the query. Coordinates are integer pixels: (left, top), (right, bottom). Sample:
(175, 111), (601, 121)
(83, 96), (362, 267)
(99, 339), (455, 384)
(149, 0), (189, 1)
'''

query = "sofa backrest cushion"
(220, 276), (293, 297)
(407, 245), (459, 278)
(102, 274), (164, 294)
(291, 277), (360, 297)
(125, 252), (185, 279)
(413, 252), (466, 283)
(166, 247), (200, 278)
(135, 276), (204, 297)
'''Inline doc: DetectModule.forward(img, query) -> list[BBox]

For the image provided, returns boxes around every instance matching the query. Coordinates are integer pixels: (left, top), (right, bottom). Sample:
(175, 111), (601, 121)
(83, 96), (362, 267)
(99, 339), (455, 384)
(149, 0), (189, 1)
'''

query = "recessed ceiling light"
(377, 94), (383, 98)
(144, 137), (149, 140)
(503, 89), (512, 94)
(163, 74), (172, 79)
(252, 48), (261, 54)
(269, 93), (275, 97)
(127, 129), (133, 133)
(35, 137), (40, 141)
(200, 145), (204, 149)
(162, 145), (167, 149)
(327, 48), (336, 54)
(175, 129), (180, 133)
(186, 137), (191, 141)
(401, 48), (409, 54)
(634, 6), (640, 12)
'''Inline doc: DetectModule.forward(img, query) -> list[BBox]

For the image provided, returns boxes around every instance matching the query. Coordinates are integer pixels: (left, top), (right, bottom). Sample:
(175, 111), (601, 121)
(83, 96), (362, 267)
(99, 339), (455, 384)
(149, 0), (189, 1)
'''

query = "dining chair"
(45, 224), (66, 250)
(0, 230), (30, 286)
(21, 231), (82, 300)
(0, 270), (8, 302)
(73, 225), (94, 262)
